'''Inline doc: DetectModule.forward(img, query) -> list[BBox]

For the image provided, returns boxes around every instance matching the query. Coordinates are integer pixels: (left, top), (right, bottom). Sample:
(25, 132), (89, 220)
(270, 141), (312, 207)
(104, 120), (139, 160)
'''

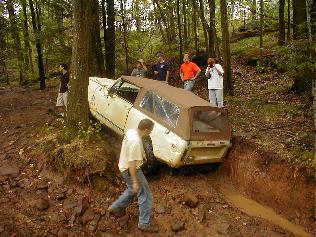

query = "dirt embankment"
(0, 83), (315, 237)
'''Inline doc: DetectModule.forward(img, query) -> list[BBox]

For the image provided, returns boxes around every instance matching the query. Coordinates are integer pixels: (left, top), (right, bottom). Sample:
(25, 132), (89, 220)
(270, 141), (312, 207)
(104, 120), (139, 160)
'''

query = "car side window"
(140, 91), (180, 128)
(115, 81), (140, 104)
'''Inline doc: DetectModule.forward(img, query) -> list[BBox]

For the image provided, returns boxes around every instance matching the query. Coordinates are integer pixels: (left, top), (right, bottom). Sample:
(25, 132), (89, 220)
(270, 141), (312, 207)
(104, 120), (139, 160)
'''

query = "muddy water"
(224, 192), (312, 237)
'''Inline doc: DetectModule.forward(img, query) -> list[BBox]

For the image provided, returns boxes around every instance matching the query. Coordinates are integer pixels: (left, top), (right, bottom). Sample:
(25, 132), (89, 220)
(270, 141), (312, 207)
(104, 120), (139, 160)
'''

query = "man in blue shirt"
(154, 53), (170, 83)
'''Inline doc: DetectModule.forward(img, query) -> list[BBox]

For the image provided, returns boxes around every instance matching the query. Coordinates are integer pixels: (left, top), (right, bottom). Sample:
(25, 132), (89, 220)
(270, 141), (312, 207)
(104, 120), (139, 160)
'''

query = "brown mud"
(0, 84), (314, 237)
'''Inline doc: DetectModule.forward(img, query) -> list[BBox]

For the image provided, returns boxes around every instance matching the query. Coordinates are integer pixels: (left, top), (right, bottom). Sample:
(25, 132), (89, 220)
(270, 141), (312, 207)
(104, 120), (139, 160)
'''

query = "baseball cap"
(156, 52), (164, 57)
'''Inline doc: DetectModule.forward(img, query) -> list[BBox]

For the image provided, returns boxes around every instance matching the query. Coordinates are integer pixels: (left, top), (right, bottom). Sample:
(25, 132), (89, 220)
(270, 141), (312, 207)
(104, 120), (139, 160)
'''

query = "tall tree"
(259, 0), (264, 65)
(250, 0), (257, 21)
(208, 0), (220, 58)
(177, 0), (183, 60)
(278, 0), (286, 45)
(120, 0), (129, 74)
(21, 0), (34, 74)
(196, 0), (211, 55)
(182, 0), (188, 50)
(7, 0), (25, 85)
(29, 0), (45, 89)
(287, 0), (291, 40)
(311, 0), (316, 128)
(104, 0), (115, 78)
(191, 1), (199, 54)
(91, 0), (106, 77)
(293, 0), (307, 39)
(67, 0), (93, 130)
(220, 0), (233, 95)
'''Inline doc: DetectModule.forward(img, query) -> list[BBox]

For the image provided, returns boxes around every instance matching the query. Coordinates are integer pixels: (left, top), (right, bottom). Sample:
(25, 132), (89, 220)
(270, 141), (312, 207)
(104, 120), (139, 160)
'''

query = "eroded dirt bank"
(0, 86), (314, 237)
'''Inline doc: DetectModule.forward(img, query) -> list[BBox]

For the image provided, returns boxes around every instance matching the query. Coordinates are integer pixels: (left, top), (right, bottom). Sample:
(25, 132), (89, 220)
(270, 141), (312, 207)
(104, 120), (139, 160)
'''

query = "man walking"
(180, 54), (201, 91)
(154, 52), (170, 83)
(56, 63), (69, 117)
(131, 59), (148, 78)
(108, 119), (158, 233)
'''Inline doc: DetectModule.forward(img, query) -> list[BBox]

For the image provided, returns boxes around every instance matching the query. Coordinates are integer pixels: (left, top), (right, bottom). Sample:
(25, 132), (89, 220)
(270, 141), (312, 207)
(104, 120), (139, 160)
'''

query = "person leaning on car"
(205, 58), (224, 108)
(153, 52), (170, 83)
(180, 54), (201, 91)
(131, 59), (148, 78)
(108, 118), (159, 233)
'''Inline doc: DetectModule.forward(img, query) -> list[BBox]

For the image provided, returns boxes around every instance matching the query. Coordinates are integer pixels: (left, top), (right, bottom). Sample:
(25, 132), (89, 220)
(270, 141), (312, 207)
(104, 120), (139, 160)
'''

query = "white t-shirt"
(118, 129), (145, 172)
(205, 64), (224, 89)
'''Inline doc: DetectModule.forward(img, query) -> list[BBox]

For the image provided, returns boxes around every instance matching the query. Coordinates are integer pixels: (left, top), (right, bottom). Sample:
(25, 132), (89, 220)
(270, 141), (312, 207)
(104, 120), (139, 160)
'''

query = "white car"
(88, 76), (231, 173)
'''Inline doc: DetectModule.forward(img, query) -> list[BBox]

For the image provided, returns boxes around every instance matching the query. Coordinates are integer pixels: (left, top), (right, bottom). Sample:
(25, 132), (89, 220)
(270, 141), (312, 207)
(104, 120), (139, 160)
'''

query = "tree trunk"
(279, 0), (286, 45)
(120, 0), (129, 74)
(134, 0), (141, 31)
(29, 0), (45, 89)
(287, 0), (291, 40)
(192, 1), (199, 54)
(251, 0), (257, 21)
(208, 0), (220, 58)
(182, 0), (188, 51)
(196, 0), (211, 56)
(91, 0), (106, 77)
(7, 0), (25, 85)
(21, 0), (35, 74)
(177, 0), (183, 60)
(293, 0), (308, 39)
(220, 0), (233, 95)
(105, 0), (115, 78)
(311, 0), (316, 128)
(67, 0), (93, 130)
(259, 0), (264, 65)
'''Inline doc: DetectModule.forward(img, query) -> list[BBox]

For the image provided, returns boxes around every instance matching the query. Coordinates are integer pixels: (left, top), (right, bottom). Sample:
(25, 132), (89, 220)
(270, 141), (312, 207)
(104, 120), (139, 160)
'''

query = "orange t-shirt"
(180, 62), (200, 81)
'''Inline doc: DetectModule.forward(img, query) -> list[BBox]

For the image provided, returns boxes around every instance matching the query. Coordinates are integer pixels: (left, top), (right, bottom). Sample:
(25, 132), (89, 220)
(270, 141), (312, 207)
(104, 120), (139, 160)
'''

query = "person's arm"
(128, 161), (140, 194)
(205, 66), (211, 77)
(142, 63), (148, 71)
(192, 68), (201, 80)
(215, 64), (224, 76)
(165, 71), (170, 83)
(179, 66), (183, 80)
(131, 69), (136, 77)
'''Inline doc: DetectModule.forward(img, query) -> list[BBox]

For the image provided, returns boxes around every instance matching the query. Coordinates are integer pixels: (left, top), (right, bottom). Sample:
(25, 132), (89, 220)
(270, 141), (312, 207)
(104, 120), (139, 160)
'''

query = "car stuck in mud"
(88, 76), (231, 172)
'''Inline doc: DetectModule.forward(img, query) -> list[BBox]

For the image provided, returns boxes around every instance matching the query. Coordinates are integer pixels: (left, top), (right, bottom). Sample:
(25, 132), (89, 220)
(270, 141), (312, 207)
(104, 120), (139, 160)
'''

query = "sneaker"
(107, 206), (126, 218)
(138, 223), (159, 232)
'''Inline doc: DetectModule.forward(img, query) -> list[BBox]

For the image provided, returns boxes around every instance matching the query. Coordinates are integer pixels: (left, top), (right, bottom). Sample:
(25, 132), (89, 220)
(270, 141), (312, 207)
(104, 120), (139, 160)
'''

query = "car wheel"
(141, 136), (159, 176)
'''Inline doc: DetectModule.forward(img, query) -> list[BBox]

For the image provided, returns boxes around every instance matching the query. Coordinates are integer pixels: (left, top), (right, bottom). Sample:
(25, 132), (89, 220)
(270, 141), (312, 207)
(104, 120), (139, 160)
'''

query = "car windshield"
(192, 111), (224, 133)
(140, 91), (180, 128)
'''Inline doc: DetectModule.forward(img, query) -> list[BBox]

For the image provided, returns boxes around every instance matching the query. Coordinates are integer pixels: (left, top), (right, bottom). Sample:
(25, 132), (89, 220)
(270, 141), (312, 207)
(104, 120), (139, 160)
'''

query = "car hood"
(89, 77), (116, 89)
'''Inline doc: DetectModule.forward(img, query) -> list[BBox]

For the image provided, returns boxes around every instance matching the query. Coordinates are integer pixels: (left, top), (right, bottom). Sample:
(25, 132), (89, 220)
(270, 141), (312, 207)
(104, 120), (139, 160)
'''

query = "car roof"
(121, 76), (210, 108)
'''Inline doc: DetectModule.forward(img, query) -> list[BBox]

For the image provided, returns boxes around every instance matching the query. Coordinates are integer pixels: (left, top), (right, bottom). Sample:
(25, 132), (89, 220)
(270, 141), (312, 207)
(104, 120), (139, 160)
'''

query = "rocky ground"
(0, 64), (315, 237)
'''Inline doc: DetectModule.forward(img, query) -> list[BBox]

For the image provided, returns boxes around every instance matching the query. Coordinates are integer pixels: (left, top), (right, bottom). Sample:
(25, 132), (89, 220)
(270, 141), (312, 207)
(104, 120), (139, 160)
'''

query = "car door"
(99, 80), (140, 135)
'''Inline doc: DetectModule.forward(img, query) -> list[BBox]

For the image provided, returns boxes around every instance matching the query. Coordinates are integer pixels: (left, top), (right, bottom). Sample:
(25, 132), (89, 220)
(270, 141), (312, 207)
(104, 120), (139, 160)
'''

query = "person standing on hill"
(108, 119), (159, 233)
(154, 52), (170, 83)
(205, 58), (224, 108)
(131, 59), (148, 78)
(179, 54), (201, 91)
(56, 63), (69, 117)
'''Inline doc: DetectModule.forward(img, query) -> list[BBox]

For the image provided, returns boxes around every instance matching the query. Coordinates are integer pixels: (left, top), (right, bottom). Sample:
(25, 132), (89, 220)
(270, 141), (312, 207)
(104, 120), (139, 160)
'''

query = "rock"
(217, 223), (230, 235)
(35, 198), (50, 211)
(198, 209), (206, 222)
(87, 214), (100, 231)
(82, 209), (95, 225)
(57, 228), (68, 237)
(0, 164), (20, 178)
(183, 193), (199, 208)
(155, 204), (166, 214)
(63, 199), (77, 209)
(0, 225), (4, 232)
(118, 214), (129, 227)
(171, 220), (185, 232)
(56, 192), (66, 201)
(36, 183), (48, 190)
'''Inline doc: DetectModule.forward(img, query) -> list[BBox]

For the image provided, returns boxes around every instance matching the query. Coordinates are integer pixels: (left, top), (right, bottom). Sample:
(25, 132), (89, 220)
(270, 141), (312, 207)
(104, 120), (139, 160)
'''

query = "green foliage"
(275, 40), (314, 91)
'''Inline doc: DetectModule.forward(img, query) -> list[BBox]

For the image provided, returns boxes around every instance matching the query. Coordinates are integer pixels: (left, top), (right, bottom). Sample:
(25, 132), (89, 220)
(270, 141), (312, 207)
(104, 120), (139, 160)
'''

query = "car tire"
(141, 136), (159, 176)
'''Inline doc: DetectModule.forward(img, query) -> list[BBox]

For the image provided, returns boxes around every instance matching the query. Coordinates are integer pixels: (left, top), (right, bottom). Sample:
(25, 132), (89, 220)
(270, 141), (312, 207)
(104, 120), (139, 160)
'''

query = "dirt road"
(0, 86), (314, 237)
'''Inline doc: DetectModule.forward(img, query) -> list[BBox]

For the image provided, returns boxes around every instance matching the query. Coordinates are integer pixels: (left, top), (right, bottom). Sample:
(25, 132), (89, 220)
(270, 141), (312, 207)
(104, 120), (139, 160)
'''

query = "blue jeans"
(208, 89), (223, 108)
(183, 80), (195, 91)
(109, 169), (153, 226)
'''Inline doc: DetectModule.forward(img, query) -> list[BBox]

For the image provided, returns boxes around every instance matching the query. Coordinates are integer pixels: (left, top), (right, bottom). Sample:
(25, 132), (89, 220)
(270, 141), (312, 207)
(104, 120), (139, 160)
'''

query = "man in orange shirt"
(180, 54), (201, 91)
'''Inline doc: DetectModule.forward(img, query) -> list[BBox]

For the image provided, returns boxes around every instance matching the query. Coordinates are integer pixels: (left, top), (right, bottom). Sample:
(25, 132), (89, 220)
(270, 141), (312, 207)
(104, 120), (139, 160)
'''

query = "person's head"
(58, 63), (68, 72)
(136, 59), (144, 69)
(137, 118), (154, 137)
(207, 58), (215, 67)
(183, 54), (190, 63)
(156, 52), (164, 62)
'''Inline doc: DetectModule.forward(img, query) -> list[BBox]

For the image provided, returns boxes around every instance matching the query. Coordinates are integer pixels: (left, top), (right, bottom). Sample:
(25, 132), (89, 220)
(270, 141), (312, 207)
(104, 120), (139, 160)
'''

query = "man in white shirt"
(205, 58), (224, 108)
(108, 119), (158, 232)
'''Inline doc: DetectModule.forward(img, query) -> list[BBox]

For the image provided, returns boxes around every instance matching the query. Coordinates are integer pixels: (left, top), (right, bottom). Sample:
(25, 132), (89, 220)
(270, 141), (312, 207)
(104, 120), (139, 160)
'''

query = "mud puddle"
(224, 191), (312, 237)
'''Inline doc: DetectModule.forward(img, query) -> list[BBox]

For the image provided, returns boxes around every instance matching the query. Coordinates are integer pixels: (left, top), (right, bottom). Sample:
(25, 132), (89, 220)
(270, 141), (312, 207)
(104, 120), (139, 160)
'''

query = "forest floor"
(0, 61), (315, 237)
